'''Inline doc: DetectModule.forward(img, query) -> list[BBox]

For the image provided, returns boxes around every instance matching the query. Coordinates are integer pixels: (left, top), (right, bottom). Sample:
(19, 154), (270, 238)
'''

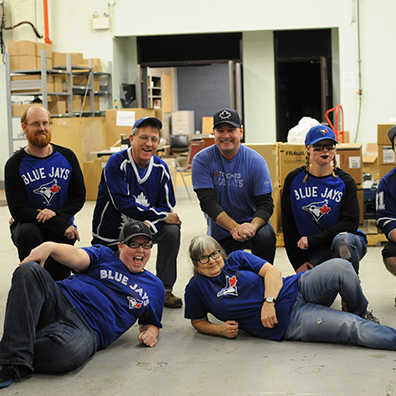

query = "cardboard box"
(10, 55), (38, 71)
(278, 143), (306, 187)
(73, 75), (89, 86)
(379, 164), (395, 180)
(105, 109), (156, 148)
(270, 187), (282, 234)
(378, 144), (395, 165)
(70, 53), (84, 65)
(243, 143), (278, 186)
(53, 52), (67, 67)
(357, 188), (364, 225)
(53, 75), (65, 92)
(82, 96), (100, 112)
(11, 103), (31, 116)
(80, 58), (102, 72)
(378, 124), (395, 145)
(36, 42), (52, 59)
(336, 143), (362, 185)
(8, 41), (36, 56)
(47, 98), (67, 115)
(202, 117), (213, 135)
(363, 143), (379, 180)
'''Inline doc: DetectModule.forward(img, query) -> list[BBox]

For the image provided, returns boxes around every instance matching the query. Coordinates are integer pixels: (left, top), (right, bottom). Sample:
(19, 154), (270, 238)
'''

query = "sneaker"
(0, 365), (17, 388)
(164, 292), (183, 308)
(364, 310), (381, 325)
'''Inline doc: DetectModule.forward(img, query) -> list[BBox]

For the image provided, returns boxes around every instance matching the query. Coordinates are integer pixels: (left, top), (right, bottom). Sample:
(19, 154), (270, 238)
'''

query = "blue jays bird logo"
(302, 199), (332, 222)
(217, 275), (238, 297)
(127, 296), (143, 309)
(33, 179), (61, 204)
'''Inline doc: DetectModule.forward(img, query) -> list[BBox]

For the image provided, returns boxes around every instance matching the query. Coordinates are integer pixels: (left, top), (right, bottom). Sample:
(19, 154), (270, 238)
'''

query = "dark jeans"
(0, 262), (97, 374)
(10, 222), (75, 281)
(219, 222), (277, 264)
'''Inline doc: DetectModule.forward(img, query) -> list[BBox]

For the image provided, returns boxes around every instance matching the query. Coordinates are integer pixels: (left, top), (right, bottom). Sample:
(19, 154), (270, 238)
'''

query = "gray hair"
(189, 235), (228, 276)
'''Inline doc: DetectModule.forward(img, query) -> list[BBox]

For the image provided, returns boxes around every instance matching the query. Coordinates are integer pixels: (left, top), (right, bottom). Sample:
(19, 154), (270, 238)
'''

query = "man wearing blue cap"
(192, 108), (276, 263)
(92, 117), (183, 308)
(281, 125), (368, 280)
(377, 124), (396, 277)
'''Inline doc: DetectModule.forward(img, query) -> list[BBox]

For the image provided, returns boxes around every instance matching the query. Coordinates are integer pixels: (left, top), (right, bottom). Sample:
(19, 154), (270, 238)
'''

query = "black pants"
(10, 222), (75, 281)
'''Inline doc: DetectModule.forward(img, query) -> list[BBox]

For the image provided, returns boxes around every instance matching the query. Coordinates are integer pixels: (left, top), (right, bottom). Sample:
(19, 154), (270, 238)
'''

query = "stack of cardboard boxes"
(9, 40), (104, 116)
(377, 124), (396, 179)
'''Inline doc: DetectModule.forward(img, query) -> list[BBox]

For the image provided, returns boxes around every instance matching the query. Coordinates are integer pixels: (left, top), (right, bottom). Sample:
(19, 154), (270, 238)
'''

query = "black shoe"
(364, 310), (381, 325)
(0, 365), (17, 388)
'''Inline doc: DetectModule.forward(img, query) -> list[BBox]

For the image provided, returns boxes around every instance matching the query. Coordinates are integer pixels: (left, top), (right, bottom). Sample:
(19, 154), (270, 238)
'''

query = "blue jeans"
(0, 262), (97, 374)
(219, 222), (277, 264)
(283, 259), (396, 350)
(308, 232), (367, 273)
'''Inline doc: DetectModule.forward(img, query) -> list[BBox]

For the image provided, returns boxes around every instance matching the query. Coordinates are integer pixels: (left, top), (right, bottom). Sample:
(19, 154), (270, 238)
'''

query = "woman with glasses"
(281, 125), (367, 278)
(184, 234), (394, 349)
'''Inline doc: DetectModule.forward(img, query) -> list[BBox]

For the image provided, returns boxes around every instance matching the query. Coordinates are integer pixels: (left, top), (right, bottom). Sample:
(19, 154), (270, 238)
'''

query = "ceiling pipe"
(43, 0), (52, 44)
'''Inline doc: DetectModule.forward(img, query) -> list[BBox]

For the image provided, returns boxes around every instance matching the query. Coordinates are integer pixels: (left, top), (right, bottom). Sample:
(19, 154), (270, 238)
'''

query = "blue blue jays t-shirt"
(184, 251), (301, 341)
(57, 245), (165, 350)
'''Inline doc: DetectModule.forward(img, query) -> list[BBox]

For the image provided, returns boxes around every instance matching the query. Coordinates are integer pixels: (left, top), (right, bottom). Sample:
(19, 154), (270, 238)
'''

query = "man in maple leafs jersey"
(281, 125), (367, 275)
(377, 124), (396, 277)
(5, 105), (85, 281)
(92, 117), (183, 308)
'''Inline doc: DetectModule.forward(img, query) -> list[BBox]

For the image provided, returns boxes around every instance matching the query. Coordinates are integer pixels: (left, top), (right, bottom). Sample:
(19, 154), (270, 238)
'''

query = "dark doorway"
(274, 29), (333, 142)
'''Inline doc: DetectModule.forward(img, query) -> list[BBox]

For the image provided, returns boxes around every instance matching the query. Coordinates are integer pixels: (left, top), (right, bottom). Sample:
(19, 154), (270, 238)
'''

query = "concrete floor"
(1, 182), (396, 396)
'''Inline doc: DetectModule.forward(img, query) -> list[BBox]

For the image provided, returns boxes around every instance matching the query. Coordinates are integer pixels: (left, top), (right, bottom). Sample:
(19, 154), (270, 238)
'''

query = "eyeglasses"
(125, 241), (153, 250)
(136, 135), (160, 144)
(312, 143), (335, 152)
(197, 250), (221, 264)
(25, 121), (52, 129)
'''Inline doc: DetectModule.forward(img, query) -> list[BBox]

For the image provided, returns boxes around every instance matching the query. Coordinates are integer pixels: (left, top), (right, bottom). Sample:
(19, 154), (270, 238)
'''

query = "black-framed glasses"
(198, 250), (221, 264)
(125, 241), (153, 250)
(136, 135), (160, 144)
(312, 143), (335, 152)
(25, 121), (52, 128)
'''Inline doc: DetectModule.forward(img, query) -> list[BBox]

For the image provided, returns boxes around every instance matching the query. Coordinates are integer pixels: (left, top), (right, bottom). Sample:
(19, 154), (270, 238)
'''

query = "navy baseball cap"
(119, 220), (152, 243)
(305, 125), (338, 146)
(387, 125), (396, 143)
(133, 117), (162, 130)
(213, 109), (242, 128)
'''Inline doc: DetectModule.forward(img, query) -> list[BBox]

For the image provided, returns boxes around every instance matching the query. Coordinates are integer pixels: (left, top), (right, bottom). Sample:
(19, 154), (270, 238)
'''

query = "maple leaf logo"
(320, 205), (331, 214)
(50, 184), (61, 193)
(229, 276), (237, 287)
(214, 171), (219, 176)
(134, 192), (149, 208)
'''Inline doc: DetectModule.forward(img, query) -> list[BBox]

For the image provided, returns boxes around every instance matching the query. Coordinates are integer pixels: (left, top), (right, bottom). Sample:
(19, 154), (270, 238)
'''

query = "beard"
(26, 130), (52, 148)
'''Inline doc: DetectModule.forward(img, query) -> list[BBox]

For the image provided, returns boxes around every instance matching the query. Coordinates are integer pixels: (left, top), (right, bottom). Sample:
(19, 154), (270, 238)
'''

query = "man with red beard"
(4, 104), (86, 280)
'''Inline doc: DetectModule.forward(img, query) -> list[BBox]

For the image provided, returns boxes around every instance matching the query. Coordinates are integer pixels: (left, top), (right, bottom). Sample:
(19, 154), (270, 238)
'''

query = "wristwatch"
(264, 296), (276, 304)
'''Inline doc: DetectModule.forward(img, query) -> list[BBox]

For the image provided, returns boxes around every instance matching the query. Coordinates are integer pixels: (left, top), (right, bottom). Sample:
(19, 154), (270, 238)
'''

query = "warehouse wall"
(2, 0), (396, 180)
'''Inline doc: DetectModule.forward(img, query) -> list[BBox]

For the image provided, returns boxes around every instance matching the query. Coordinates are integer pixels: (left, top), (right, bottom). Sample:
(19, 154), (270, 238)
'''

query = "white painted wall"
(2, 0), (396, 182)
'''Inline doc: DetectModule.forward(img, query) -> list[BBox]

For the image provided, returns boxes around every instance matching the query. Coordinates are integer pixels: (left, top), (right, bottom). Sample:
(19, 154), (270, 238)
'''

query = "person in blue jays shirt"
(5, 104), (86, 281)
(184, 235), (392, 349)
(377, 124), (396, 277)
(281, 125), (367, 277)
(0, 220), (165, 389)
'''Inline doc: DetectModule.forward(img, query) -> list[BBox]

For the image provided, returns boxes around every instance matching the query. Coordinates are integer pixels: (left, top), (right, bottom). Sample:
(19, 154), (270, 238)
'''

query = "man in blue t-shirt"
(0, 220), (165, 389)
(192, 108), (276, 263)
(377, 124), (396, 277)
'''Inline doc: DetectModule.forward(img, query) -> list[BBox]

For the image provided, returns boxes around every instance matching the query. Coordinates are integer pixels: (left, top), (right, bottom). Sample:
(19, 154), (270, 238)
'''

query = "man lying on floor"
(0, 220), (164, 389)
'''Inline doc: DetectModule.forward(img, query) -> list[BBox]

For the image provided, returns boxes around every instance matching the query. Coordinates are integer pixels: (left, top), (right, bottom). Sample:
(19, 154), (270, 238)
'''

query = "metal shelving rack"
(6, 50), (113, 156)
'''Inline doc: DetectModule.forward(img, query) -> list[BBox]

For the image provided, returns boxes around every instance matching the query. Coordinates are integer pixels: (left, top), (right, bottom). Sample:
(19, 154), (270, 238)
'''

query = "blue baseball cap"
(305, 125), (338, 146)
(213, 108), (242, 128)
(133, 117), (162, 130)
